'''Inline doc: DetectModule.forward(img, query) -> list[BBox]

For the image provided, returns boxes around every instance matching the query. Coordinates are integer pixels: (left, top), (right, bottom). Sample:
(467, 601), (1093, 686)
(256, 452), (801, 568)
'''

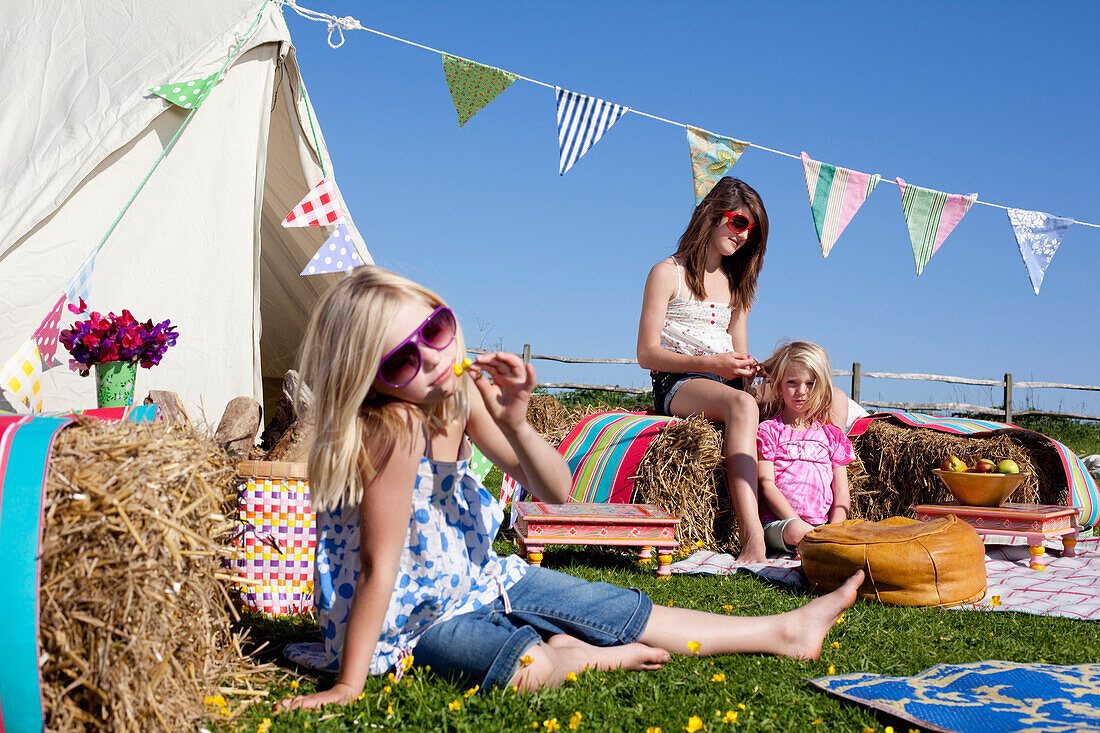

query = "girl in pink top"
(756, 341), (854, 555)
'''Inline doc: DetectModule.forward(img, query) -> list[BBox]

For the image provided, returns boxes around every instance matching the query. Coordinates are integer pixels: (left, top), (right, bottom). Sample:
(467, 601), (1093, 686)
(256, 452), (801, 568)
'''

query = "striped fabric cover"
(557, 411), (678, 503)
(848, 411), (1099, 528)
(896, 178), (978, 275)
(555, 87), (627, 175)
(801, 152), (881, 258)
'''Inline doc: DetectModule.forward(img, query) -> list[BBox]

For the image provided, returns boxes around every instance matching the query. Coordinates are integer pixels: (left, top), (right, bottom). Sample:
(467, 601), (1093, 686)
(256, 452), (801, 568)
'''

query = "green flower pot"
(94, 361), (137, 408)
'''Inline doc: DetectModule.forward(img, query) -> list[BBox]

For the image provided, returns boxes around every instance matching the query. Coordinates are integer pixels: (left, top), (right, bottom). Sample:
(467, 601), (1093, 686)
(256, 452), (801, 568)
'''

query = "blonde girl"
(756, 341), (855, 555)
(277, 266), (862, 712)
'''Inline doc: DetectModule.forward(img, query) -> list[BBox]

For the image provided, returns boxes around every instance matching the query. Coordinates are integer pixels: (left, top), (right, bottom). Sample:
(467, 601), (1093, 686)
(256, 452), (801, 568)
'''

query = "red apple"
(939, 455), (967, 473)
(972, 459), (996, 473)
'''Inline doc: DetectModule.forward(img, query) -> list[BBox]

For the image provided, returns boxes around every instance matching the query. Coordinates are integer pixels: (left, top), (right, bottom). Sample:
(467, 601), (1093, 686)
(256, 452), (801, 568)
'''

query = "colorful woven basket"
(230, 460), (315, 616)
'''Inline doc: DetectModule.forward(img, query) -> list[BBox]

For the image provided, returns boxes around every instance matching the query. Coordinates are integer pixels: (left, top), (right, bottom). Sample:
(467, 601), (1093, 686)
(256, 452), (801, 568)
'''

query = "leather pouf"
(800, 515), (986, 607)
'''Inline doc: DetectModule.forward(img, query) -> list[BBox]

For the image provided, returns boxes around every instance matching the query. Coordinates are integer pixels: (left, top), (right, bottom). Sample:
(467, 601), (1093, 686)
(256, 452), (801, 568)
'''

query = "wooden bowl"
(932, 469), (1026, 507)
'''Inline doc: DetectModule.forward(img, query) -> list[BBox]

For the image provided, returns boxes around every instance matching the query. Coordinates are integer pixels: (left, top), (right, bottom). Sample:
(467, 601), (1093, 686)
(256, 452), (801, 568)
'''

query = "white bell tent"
(0, 0), (370, 424)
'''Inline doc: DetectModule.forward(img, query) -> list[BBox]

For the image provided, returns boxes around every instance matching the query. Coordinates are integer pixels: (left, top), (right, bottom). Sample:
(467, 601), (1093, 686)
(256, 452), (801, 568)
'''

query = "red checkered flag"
(282, 178), (342, 227)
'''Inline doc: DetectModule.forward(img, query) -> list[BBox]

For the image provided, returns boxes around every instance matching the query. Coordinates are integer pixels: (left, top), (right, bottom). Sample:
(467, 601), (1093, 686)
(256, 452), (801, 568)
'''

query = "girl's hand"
(470, 352), (536, 433)
(708, 351), (759, 381)
(275, 682), (361, 712)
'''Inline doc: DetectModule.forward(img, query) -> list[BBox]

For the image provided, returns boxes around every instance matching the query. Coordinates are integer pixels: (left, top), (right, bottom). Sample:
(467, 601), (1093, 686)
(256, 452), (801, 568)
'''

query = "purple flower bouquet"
(59, 300), (179, 377)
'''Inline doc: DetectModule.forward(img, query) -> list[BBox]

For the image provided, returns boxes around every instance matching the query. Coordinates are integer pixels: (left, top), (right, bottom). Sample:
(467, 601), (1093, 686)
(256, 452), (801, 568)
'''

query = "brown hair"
(673, 177), (768, 312)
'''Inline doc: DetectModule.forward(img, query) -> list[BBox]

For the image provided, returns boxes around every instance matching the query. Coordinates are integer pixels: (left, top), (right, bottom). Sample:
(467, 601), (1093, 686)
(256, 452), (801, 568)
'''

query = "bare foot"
(736, 536), (768, 564)
(777, 570), (863, 660)
(546, 634), (670, 672)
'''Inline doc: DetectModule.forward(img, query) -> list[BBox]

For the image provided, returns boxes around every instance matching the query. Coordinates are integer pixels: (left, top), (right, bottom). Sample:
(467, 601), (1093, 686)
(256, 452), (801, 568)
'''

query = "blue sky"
(283, 1), (1100, 418)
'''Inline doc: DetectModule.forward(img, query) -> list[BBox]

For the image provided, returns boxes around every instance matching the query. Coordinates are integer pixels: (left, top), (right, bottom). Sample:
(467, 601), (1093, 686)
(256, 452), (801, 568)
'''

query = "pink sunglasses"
(721, 211), (756, 235)
(377, 306), (457, 388)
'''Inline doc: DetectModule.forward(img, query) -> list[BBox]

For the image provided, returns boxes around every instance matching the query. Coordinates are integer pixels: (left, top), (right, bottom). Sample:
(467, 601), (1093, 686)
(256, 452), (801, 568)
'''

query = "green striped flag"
(801, 153), (880, 258)
(896, 178), (978, 275)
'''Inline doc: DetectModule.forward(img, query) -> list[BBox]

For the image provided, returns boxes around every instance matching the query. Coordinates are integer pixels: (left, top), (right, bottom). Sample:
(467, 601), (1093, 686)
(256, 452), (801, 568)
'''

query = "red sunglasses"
(377, 306), (457, 388)
(721, 211), (756, 235)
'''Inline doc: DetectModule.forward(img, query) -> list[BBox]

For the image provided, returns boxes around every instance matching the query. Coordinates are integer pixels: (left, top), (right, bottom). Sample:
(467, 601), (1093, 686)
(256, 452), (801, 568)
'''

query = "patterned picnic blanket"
(671, 536), (1100, 621)
(808, 660), (1100, 733)
(557, 411), (678, 503)
(849, 412), (1099, 528)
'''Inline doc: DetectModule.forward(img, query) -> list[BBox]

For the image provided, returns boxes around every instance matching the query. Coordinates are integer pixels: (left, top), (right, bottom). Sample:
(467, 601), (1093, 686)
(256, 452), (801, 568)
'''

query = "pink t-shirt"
(756, 415), (855, 525)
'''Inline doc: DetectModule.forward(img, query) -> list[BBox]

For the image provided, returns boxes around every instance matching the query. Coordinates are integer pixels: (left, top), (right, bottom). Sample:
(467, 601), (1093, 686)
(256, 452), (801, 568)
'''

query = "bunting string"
(276, 0), (1097, 230)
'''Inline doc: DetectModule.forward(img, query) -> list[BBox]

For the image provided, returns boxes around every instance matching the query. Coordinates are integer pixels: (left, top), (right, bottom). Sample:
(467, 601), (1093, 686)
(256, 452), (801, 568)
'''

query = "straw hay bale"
(40, 417), (271, 731)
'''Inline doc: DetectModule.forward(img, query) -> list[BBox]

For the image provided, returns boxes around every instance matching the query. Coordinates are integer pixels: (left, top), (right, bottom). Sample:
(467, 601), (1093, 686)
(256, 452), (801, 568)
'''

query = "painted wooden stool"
(912, 502), (1081, 571)
(511, 501), (681, 576)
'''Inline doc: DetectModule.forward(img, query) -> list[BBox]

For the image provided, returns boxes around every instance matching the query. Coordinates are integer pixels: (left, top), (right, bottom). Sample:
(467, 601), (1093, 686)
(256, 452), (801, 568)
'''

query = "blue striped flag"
(555, 87), (627, 175)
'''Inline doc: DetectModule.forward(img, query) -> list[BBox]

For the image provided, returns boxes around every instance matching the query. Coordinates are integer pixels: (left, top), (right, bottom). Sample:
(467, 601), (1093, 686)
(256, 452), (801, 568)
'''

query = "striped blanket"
(0, 406), (159, 731)
(848, 411), (1099, 528)
(558, 412), (678, 503)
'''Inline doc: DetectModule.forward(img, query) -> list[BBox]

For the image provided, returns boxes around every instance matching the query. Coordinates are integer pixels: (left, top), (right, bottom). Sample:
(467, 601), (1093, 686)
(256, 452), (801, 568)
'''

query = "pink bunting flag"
(896, 178), (978, 275)
(33, 295), (66, 367)
(283, 179), (342, 228)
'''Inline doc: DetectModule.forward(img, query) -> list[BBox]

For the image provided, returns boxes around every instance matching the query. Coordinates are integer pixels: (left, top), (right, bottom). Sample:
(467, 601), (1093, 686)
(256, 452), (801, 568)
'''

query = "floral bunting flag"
(32, 295), (66, 367)
(1007, 208), (1074, 295)
(896, 178), (978, 275)
(687, 127), (749, 205)
(801, 153), (881, 258)
(148, 73), (218, 109)
(283, 179), (342, 227)
(442, 54), (517, 127)
(0, 339), (44, 412)
(555, 87), (627, 175)
(300, 223), (363, 275)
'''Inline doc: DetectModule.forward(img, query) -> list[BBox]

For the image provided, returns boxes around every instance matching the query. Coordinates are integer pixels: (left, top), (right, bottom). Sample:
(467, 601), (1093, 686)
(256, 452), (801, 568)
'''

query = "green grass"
(219, 541), (1098, 732)
(1010, 415), (1100, 456)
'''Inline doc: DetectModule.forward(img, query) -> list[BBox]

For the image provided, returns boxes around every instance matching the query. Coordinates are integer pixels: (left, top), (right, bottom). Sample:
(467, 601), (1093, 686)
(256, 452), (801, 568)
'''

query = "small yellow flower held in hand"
(722, 710), (738, 724)
(520, 654), (535, 667)
(828, 664), (835, 675)
(448, 699), (462, 711)
(711, 673), (725, 683)
(990, 595), (1002, 607)
(830, 641), (840, 649)
(721, 604), (733, 613)
(569, 711), (582, 729)
(464, 685), (479, 698)
(544, 718), (561, 732)
(684, 715), (704, 732)
(565, 672), (578, 682)
(687, 640), (702, 654)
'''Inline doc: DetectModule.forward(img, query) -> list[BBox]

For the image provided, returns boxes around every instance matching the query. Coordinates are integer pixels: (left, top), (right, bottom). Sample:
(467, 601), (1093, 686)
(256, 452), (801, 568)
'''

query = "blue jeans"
(650, 371), (745, 416)
(412, 566), (652, 691)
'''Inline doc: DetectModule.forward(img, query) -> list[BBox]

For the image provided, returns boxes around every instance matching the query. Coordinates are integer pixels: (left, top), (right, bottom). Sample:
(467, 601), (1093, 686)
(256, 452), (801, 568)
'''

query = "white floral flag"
(1007, 208), (1074, 295)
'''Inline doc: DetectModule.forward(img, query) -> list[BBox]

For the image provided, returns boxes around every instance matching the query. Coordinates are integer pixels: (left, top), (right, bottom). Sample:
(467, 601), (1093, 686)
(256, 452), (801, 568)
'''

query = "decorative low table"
(912, 502), (1080, 570)
(512, 501), (681, 576)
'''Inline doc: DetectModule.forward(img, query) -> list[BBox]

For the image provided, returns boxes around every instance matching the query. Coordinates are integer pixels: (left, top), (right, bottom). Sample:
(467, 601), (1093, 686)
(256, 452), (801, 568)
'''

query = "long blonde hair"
(759, 340), (835, 425)
(296, 266), (467, 512)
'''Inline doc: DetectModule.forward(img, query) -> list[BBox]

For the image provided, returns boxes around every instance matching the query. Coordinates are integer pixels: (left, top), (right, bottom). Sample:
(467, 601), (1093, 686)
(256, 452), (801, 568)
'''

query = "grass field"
(215, 391), (1100, 731)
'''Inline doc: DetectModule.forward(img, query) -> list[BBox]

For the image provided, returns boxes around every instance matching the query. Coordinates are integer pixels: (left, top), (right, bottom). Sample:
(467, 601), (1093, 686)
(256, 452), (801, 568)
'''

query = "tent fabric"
(0, 0), (371, 424)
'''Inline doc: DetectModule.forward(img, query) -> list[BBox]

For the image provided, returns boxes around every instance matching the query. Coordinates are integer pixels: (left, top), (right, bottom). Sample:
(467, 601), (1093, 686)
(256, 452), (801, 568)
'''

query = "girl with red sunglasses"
(278, 265), (860, 712)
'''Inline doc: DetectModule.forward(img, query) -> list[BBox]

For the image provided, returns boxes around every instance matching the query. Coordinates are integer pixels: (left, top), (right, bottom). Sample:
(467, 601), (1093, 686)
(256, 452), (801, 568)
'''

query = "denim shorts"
(650, 371), (744, 416)
(411, 566), (652, 692)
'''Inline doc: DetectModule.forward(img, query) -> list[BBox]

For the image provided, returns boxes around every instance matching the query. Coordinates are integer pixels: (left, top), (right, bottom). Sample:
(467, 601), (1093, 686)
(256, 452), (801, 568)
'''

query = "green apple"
(939, 455), (968, 472)
(996, 459), (1020, 475)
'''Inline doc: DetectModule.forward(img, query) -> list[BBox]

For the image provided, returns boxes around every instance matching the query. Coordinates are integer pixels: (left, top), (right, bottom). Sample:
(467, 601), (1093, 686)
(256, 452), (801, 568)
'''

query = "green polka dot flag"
(442, 54), (517, 127)
(467, 444), (495, 483)
(148, 73), (218, 109)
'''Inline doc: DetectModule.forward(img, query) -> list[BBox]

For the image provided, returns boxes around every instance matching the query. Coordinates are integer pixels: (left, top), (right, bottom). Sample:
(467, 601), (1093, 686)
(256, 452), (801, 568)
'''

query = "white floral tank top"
(659, 259), (735, 357)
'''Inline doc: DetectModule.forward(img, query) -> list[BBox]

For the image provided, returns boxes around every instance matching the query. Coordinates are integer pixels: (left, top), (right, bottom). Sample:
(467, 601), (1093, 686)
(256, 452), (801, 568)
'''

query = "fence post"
(522, 344), (531, 366)
(1004, 373), (1013, 423)
(851, 362), (861, 404)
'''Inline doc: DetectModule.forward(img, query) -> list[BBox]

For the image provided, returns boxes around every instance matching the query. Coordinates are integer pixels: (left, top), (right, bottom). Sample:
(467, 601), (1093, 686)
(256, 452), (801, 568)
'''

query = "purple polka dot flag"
(1007, 208), (1074, 295)
(555, 87), (628, 175)
(442, 54), (517, 127)
(687, 127), (749, 205)
(801, 152), (881, 258)
(300, 223), (362, 276)
(896, 178), (978, 276)
(282, 178), (342, 228)
(32, 295), (66, 367)
(148, 73), (217, 110)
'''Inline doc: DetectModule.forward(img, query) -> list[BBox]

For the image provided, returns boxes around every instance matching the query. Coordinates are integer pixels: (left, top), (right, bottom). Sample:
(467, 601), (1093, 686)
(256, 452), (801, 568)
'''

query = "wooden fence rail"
(469, 347), (1100, 422)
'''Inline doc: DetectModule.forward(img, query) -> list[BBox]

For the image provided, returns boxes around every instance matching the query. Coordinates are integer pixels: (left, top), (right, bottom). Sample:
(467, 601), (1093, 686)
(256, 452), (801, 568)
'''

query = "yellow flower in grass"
(737, 703), (746, 710)
(990, 595), (1002, 607)
(885, 727), (895, 733)
(811, 719), (822, 726)
(640, 557), (652, 565)
(861, 728), (876, 733)
(387, 672), (396, 682)
(448, 699), (462, 711)
(569, 711), (582, 729)
(520, 654), (535, 667)
(684, 715), (704, 732)
(647, 728), (662, 733)
(687, 640), (702, 654)
(721, 604), (733, 613)
(667, 599), (675, 607)
(830, 641), (840, 649)
(357, 692), (365, 701)
(565, 672), (578, 682)
(828, 665), (835, 675)
(464, 685), (479, 698)
(695, 540), (704, 547)
(386, 702), (393, 716)
(257, 719), (272, 733)
(383, 685), (391, 694)
(836, 613), (845, 624)
(711, 673), (725, 683)
(532, 722), (540, 729)
(722, 710), (738, 724)
(400, 655), (415, 671)
(289, 679), (299, 691)
(203, 695), (227, 710)
(544, 718), (561, 732)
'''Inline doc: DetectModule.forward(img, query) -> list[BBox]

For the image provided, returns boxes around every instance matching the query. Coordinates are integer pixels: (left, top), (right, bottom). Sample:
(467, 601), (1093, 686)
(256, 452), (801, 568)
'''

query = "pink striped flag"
(801, 153), (880, 258)
(896, 178), (977, 275)
(282, 179), (342, 228)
